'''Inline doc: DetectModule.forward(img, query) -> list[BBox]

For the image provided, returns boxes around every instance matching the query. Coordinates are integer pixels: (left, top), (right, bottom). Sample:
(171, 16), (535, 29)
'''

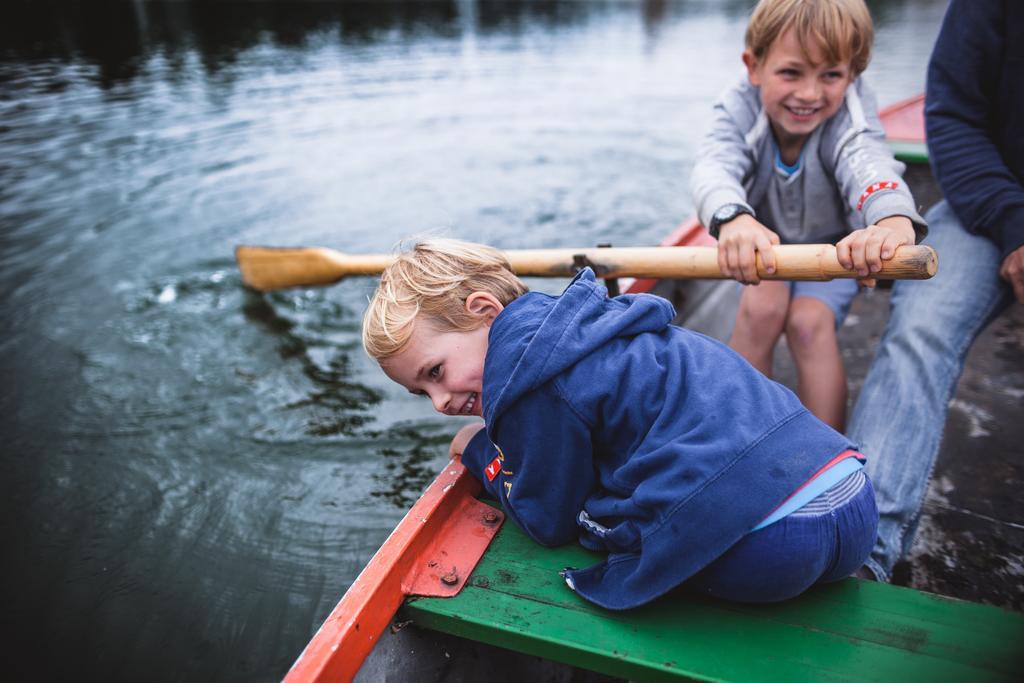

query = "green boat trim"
(889, 139), (930, 165)
(400, 504), (1024, 682)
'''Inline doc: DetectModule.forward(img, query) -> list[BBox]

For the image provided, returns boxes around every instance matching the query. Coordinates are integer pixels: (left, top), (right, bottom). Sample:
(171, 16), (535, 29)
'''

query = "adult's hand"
(716, 214), (780, 285)
(449, 422), (486, 460)
(836, 215), (916, 288)
(999, 244), (1024, 303)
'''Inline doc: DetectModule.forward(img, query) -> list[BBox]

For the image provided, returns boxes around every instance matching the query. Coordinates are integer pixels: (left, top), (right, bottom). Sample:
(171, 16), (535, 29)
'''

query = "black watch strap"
(709, 203), (754, 239)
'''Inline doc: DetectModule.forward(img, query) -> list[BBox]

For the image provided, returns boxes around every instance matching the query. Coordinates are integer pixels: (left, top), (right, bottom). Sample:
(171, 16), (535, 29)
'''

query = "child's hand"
(836, 216), (916, 288)
(717, 215), (781, 284)
(449, 422), (486, 460)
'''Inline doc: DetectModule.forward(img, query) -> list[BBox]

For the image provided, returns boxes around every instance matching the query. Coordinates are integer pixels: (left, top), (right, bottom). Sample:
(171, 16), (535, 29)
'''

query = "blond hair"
(745, 0), (874, 75)
(362, 238), (528, 360)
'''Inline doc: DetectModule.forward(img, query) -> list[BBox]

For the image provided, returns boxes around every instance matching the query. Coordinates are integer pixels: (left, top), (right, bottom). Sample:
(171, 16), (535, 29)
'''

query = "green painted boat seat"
(400, 509), (1024, 682)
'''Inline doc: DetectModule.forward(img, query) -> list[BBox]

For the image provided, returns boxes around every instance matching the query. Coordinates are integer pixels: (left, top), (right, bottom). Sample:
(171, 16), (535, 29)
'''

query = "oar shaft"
(235, 244), (937, 291)
(509, 244), (936, 281)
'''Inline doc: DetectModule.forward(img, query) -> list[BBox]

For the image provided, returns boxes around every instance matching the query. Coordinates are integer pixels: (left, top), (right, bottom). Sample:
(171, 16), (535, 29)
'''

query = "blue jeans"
(687, 474), (879, 603)
(847, 201), (1013, 581)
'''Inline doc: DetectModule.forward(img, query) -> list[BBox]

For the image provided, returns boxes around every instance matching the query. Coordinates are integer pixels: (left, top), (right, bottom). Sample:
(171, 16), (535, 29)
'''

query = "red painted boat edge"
(879, 93), (926, 142)
(284, 459), (504, 683)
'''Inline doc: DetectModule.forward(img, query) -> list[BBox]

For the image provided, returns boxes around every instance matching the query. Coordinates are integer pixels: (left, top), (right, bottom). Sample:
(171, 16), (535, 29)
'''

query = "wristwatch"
(709, 203), (754, 238)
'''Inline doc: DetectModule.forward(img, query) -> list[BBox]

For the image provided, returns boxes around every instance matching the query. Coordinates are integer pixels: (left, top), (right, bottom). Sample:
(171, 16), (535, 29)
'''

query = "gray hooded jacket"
(691, 76), (926, 244)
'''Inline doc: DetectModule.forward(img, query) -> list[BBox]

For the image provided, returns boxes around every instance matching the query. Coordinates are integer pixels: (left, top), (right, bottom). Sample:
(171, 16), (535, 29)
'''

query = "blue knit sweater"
(926, 0), (1024, 260)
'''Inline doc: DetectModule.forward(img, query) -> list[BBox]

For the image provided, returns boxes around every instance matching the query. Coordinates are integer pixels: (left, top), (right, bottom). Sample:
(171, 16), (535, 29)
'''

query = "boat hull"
(291, 93), (1024, 681)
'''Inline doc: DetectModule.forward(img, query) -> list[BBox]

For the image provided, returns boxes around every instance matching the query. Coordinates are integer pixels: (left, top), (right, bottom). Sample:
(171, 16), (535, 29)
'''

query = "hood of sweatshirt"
(482, 268), (674, 426)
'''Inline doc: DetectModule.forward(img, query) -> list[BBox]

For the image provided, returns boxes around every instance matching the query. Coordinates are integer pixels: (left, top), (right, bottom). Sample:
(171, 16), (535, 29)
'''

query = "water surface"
(0, 1), (946, 679)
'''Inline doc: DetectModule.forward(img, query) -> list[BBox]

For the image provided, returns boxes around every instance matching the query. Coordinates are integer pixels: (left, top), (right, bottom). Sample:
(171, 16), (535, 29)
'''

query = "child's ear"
(465, 292), (504, 325)
(743, 50), (761, 86)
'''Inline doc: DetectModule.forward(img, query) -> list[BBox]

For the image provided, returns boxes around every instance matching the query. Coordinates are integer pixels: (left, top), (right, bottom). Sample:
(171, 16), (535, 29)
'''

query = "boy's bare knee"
(737, 290), (789, 331)
(785, 301), (835, 353)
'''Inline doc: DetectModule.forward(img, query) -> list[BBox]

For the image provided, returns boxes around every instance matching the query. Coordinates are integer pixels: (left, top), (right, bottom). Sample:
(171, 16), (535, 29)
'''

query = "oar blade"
(235, 246), (348, 291)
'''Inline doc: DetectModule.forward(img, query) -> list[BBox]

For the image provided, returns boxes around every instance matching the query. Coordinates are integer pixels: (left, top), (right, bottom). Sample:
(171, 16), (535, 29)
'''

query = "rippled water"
(0, 1), (946, 680)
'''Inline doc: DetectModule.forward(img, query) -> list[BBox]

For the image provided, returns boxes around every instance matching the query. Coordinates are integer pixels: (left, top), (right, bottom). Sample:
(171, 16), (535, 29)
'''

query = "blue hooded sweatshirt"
(461, 269), (854, 610)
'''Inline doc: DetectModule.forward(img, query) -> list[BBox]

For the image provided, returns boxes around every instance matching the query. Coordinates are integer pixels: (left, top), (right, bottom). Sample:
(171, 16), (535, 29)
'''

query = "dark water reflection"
(1, 1), (945, 680)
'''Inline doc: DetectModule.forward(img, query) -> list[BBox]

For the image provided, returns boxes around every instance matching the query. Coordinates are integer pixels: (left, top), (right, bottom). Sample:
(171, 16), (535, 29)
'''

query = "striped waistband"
(789, 469), (868, 517)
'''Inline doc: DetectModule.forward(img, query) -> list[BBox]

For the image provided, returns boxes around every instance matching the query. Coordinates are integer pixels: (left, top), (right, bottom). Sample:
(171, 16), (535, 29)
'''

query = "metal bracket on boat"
(404, 497), (505, 598)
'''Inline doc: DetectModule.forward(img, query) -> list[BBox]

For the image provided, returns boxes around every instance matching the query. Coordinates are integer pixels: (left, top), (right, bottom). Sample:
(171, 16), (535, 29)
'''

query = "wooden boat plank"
(406, 591), (1017, 683)
(427, 511), (1024, 653)
(450, 514), (1020, 637)
(453, 553), (1022, 653)
(402, 518), (1024, 681)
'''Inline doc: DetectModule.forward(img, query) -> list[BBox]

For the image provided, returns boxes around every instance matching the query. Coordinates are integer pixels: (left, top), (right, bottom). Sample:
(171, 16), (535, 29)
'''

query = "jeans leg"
(847, 201), (1011, 580)
(686, 513), (832, 603)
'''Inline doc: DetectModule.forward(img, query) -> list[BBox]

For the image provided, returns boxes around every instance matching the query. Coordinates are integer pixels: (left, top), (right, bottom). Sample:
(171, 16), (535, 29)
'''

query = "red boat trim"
(879, 93), (925, 142)
(284, 458), (504, 683)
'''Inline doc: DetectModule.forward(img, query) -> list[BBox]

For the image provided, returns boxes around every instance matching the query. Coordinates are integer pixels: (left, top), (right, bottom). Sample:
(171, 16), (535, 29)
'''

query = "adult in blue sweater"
(363, 239), (878, 609)
(849, 0), (1024, 582)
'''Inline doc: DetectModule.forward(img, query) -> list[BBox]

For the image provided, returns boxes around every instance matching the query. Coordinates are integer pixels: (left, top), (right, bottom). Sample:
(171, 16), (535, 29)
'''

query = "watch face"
(715, 205), (737, 222)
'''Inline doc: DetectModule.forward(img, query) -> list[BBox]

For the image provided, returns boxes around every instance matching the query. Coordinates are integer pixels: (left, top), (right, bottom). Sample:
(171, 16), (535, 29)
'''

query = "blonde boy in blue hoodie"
(363, 238), (878, 609)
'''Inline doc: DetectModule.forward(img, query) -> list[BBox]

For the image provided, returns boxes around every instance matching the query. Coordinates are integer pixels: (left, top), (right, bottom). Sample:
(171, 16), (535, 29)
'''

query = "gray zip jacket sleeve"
(691, 76), (926, 244)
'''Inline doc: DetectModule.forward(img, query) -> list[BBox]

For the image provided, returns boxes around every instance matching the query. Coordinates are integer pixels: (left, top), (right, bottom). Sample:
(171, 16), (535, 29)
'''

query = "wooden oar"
(235, 244), (937, 292)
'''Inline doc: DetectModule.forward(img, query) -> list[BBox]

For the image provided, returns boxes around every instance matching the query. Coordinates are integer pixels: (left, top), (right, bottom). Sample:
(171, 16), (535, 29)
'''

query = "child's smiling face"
(745, 27), (854, 153)
(379, 293), (502, 418)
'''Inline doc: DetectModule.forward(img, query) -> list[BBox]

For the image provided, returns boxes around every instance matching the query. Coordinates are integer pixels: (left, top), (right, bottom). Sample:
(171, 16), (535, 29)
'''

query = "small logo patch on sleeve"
(484, 456), (502, 481)
(856, 180), (899, 211)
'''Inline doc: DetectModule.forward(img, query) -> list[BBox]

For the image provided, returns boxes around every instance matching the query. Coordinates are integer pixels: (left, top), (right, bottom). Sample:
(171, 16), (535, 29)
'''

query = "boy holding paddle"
(691, 0), (926, 430)
(361, 238), (878, 609)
